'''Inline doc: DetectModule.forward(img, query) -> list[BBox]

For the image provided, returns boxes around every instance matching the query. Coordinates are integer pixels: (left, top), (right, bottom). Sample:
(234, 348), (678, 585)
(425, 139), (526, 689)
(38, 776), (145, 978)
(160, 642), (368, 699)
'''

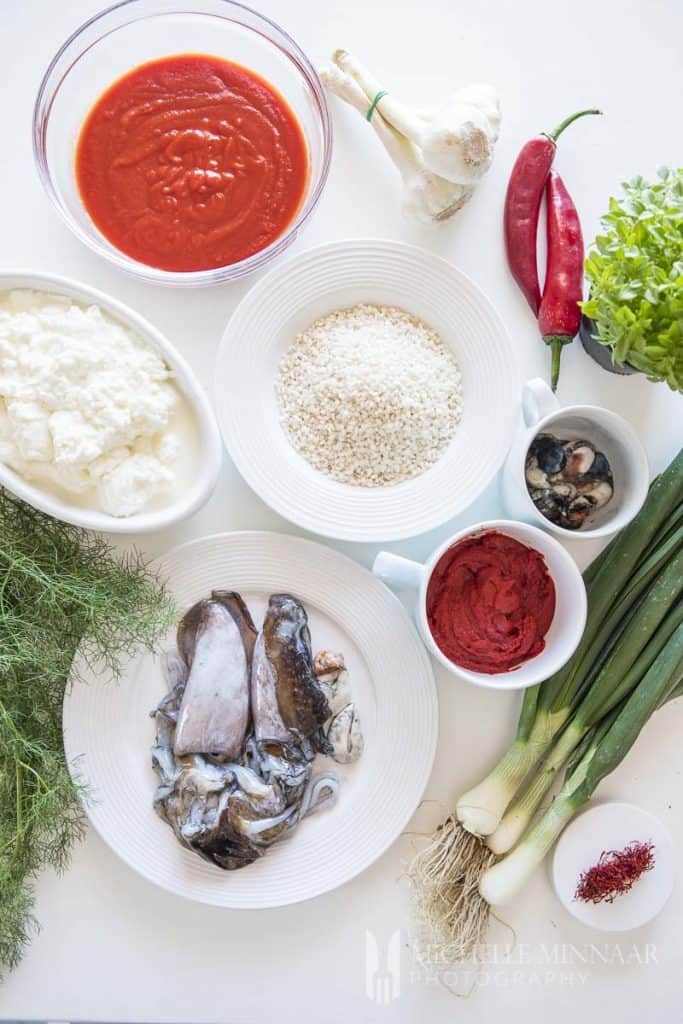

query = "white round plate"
(63, 531), (438, 908)
(214, 239), (519, 542)
(552, 802), (676, 931)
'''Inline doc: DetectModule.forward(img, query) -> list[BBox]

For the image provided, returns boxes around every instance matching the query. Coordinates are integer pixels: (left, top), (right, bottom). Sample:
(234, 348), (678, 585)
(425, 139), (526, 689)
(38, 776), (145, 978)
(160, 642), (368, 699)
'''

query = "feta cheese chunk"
(0, 290), (189, 516)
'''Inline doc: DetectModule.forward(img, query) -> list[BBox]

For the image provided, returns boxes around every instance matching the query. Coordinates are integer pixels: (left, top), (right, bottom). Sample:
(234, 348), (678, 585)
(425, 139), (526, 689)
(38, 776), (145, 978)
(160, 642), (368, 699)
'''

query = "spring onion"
(480, 623), (683, 905)
(456, 449), (683, 838)
(410, 447), (683, 962)
(488, 566), (683, 854)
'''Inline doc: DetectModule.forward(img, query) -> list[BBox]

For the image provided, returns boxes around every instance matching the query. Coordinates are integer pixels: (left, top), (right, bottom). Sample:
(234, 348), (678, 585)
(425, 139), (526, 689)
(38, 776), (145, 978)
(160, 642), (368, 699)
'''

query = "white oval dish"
(214, 239), (520, 542)
(374, 519), (586, 690)
(0, 271), (222, 532)
(62, 531), (438, 907)
(552, 802), (676, 931)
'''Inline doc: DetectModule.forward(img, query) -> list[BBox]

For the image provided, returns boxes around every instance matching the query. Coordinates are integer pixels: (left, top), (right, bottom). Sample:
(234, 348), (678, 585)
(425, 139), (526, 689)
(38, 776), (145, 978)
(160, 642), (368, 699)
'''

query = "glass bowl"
(33, 0), (332, 287)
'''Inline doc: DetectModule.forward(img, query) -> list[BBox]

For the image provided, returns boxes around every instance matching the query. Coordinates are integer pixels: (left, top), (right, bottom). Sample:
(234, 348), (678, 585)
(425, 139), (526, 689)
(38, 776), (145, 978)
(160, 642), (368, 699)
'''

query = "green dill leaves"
(0, 491), (175, 973)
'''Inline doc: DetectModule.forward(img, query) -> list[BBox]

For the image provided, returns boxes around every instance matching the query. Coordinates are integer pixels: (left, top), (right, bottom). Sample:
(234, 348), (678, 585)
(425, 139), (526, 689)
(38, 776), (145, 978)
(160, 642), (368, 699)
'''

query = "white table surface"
(1, 0), (682, 1020)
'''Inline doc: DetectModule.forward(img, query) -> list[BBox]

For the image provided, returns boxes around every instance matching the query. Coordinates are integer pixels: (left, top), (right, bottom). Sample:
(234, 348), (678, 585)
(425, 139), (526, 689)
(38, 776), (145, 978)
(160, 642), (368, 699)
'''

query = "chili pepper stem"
(545, 335), (569, 391)
(546, 108), (602, 144)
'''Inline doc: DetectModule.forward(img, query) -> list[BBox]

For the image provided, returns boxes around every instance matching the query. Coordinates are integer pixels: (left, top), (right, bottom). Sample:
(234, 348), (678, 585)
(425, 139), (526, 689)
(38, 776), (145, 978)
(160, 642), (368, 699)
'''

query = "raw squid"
(151, 654), (339, 870)
(151, 591), (362, 872)
(252, 594), (332, 754)
(173, 591), (256, 759)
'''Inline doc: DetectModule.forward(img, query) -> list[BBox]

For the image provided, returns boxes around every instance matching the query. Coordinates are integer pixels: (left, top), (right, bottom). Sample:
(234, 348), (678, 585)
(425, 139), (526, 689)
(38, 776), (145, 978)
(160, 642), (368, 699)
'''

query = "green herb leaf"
(581, 168), (683, 391)
(0, 491), (175, 973)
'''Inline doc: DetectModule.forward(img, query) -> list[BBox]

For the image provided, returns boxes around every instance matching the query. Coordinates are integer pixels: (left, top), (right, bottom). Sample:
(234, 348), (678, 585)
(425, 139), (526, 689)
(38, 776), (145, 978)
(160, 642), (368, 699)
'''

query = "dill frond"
(0, 490), (175, 973)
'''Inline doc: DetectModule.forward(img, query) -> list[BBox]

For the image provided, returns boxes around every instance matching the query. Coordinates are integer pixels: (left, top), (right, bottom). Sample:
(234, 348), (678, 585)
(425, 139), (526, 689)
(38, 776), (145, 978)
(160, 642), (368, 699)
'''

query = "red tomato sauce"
(426, 531), (556, 674)
(76, 54), (309, 272)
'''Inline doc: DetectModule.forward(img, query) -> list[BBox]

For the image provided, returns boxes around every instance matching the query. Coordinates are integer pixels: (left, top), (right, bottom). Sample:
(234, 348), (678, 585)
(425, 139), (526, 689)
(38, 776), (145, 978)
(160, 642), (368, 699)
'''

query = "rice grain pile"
(276, 304), (463, 486)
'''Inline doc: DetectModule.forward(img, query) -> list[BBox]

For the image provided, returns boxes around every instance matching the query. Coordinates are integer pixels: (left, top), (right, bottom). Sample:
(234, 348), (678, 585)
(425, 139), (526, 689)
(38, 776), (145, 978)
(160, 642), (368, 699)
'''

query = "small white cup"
(373, 520), (586, 691)
(501, 378), (649, 539)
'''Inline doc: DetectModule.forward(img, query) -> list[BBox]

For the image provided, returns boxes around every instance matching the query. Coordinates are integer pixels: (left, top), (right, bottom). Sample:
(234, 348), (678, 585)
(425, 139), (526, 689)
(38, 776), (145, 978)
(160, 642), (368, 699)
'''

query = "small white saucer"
(552, 801), (676, 931)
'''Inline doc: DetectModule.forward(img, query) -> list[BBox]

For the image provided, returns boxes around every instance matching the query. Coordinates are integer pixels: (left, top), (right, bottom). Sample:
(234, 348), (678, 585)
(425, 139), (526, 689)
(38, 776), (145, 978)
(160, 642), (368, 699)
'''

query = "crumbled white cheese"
(0, 289), (183, 516)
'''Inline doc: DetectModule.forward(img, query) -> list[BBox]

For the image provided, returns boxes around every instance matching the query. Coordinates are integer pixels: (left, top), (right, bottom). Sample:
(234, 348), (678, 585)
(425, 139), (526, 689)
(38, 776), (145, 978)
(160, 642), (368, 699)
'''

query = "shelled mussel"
(525, 434), (614, 530)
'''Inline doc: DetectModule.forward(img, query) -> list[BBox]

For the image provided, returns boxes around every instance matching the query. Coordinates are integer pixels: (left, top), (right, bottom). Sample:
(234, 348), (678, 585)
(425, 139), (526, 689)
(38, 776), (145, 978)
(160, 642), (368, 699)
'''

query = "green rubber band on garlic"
(319, 51), (500, 222)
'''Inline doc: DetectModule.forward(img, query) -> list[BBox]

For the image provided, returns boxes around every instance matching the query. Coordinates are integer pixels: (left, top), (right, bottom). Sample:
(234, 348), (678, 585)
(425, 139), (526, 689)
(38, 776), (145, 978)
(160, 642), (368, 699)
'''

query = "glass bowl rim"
(32, 0), (333, 287)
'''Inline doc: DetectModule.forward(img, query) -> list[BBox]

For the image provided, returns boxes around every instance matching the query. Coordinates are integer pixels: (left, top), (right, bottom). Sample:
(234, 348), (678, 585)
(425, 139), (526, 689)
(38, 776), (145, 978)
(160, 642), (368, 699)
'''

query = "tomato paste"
(426, 531), (556, 674)
(76, 54), (309, 272)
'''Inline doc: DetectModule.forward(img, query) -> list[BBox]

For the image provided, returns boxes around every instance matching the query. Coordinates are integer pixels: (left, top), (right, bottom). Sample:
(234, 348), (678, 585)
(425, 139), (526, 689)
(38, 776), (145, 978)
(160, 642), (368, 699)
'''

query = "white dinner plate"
(63, 531), (438, 908)
(214, 239), (519, 542)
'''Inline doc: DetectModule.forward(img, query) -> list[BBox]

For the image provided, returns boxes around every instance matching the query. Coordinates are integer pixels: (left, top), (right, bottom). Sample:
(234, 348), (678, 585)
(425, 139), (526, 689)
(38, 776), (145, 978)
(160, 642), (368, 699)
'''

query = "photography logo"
(365, 930), (401, 1005)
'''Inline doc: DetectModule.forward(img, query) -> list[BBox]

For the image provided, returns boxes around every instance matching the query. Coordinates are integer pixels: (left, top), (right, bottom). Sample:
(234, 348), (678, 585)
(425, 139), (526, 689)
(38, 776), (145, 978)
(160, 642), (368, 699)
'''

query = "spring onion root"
(408, 816), (495, 962)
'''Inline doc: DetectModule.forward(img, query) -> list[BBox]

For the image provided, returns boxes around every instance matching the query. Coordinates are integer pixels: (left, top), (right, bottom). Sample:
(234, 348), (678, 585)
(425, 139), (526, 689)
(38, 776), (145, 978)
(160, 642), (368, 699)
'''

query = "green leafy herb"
(0, 491), (175, 973)
(582, 167), (683, 391)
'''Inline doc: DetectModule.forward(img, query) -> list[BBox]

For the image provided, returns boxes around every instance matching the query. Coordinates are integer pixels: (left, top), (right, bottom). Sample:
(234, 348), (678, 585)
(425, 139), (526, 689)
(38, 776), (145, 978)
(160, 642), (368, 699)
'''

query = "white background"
(1, 0), (682, 1020)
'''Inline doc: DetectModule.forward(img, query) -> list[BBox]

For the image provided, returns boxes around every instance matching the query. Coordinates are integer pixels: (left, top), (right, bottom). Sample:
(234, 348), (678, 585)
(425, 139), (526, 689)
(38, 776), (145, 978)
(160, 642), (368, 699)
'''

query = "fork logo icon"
(365, 930), (401, 1004)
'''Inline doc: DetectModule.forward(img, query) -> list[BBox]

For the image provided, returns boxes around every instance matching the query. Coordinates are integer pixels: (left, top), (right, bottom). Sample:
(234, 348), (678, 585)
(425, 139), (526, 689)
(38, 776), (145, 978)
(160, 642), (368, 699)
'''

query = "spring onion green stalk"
(480, 623), (683, 906)
(641, 499), (683, 564)
(488, 573), (683, 854)
(455, 697), (556, 836)
(457, 450), (683, 837)
(457, 522), (683, 837)
(536, 521), (683, 716)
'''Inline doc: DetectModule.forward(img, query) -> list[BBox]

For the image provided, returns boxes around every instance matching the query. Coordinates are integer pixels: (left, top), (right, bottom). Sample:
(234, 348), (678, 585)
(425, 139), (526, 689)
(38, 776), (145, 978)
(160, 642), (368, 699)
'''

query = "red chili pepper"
(504, 108), (601, 315)
(539, 170), (585, 391)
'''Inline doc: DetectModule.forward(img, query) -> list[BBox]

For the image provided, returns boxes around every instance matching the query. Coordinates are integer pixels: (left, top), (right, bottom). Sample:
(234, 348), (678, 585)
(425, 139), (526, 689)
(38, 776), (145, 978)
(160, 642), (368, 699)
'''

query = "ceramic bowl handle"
(373, 551), (425, 591)
(522, 378), (560, 428)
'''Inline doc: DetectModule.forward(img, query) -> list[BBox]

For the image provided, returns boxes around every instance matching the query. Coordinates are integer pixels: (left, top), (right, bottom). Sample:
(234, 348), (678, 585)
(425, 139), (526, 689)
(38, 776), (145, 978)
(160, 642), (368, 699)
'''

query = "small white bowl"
(502, 379), (650, 540)
(373, 519), (587, 690)
(552, 802), (676, 931)
(0, 271), (222, 532)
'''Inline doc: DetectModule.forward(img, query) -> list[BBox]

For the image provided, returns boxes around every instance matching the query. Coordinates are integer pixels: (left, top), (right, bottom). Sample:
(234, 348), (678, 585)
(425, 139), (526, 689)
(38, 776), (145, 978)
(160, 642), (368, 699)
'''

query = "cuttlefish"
(251, 593), (332, 755)
(151, 591), (341, 872)
(173, 591), (256, 759)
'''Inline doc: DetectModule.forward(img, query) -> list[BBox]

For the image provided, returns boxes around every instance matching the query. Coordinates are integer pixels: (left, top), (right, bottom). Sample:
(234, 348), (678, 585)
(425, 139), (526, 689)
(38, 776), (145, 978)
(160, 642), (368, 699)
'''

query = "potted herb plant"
(580, 167), (683, 389)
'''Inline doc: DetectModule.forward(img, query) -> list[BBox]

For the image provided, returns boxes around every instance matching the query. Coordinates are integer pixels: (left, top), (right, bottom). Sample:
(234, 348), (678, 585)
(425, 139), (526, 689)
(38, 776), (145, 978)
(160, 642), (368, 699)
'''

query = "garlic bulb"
(332, 49), (501, 186)
(320, 64), (471, 222)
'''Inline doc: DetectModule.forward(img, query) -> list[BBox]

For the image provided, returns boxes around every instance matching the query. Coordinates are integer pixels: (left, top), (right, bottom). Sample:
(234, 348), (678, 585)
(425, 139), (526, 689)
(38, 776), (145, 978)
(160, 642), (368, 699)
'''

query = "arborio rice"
(276, 304), (463, 486)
